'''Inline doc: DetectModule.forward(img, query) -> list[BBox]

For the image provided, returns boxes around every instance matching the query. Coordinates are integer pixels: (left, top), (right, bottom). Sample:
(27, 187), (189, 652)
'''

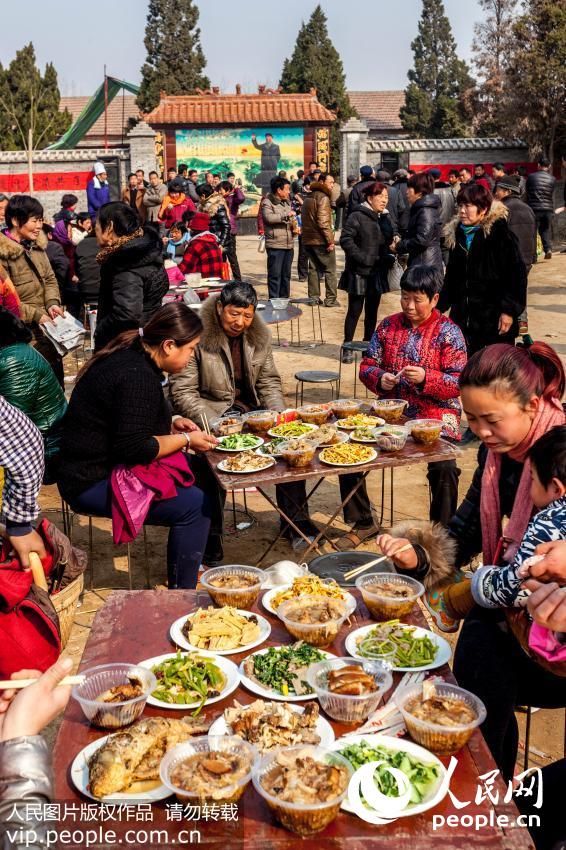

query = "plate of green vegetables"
(239, 642), (336, 701)
(345, 620), (451, 672)
(215, 434), (264, 452)
(138, 650), (239, 713)
(331, 734), (447, 819)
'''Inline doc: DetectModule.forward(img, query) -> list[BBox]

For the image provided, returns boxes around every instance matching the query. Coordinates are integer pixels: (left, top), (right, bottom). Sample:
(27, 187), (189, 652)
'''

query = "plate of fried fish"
(71, 715), (210, 801)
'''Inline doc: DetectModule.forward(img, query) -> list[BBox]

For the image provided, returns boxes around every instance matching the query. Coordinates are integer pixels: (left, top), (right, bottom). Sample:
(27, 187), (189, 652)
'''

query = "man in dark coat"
(388, 169), (410, 237)
(495, 174), (537, 334)
(525, 157), (557, 259)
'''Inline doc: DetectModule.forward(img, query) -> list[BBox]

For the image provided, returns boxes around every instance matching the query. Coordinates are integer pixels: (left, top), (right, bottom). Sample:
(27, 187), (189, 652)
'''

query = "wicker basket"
(52, 574), (84, 648)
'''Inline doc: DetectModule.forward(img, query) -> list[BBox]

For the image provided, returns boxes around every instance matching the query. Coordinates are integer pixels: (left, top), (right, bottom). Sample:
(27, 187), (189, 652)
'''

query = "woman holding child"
(378, 341), (566, 780)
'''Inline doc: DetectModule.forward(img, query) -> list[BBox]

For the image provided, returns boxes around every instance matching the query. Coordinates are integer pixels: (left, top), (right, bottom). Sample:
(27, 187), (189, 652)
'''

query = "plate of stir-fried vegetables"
(138, 650), (239, 713)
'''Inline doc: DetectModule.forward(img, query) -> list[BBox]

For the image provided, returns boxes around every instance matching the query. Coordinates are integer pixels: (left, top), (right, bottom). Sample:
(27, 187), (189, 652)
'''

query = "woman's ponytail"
(525, 341), (565, 401)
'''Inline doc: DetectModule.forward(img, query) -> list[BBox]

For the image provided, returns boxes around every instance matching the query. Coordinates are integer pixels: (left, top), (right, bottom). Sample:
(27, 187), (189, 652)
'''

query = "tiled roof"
(367, 137), (528, 151)
(60, 95), (139, 144)
(144, 93), (335, 125)
(348, 90), (405, 131)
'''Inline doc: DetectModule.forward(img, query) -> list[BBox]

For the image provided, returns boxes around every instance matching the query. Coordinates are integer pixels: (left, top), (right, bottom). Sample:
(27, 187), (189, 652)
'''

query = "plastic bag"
(260, 560), (310, 589)
(387, 258), (404, 292)
(257, 235), (266, 254)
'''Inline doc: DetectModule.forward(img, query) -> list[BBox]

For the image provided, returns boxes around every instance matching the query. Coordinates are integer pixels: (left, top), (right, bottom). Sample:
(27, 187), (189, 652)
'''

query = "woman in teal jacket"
(0, 308), (67, 480)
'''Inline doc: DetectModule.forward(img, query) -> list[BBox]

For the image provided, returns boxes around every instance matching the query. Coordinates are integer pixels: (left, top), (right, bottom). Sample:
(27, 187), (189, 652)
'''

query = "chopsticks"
(0, 675), (85, 690)
(201, 412), (211, 435)
(343, 543), (413, 581)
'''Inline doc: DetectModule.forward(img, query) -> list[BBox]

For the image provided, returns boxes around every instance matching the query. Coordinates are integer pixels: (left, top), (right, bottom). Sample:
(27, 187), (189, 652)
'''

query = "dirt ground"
(40, 235), (566, 767)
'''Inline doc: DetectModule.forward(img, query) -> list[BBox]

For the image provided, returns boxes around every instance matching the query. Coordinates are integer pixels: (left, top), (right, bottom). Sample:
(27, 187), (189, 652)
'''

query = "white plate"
(208, 704), (335, 749)
(336, 417), (385, 430)
(314, 430), (350, 448)
(256, 441), (285, 458)
(267, 423), (318, 438)
(345, 623), (452, 672)
(239, 646), (336, 702)
(215, 435), (264, 452)
(330, 733), (448, 820)
(170, 609), (271, 655)
(70, 736), (172, 803)
(138, 652), (240, 709)
(262, 585), (357, 618)
(350, 433), (378, 444)
(319, 447), (378, 467)
(217, 456), (275, 474)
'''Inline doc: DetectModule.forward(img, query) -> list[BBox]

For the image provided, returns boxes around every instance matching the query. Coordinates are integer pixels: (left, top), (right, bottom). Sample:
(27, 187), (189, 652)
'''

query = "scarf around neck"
(480, 396), (565, 564)
(460, 223), (480, 250)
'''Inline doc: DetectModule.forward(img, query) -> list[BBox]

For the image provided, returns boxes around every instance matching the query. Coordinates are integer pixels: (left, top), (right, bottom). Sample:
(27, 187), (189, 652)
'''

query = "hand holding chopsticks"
(344, 543), (414, 582)
(0, 656), (74, 742)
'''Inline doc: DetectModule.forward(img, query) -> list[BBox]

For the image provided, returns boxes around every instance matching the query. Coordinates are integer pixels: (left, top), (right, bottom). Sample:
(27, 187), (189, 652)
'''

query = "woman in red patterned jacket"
(360, 265), (468, 525)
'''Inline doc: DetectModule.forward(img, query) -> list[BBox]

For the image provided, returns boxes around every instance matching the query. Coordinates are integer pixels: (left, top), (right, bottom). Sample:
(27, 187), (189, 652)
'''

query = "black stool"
(294, 370), (340, 406)
(290, 297), (324, 345)
(338, 341), (369, 397)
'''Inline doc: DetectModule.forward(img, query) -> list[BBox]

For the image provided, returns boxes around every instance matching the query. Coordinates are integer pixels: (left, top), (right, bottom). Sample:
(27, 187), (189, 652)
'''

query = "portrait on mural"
(175, 126), (304, 210)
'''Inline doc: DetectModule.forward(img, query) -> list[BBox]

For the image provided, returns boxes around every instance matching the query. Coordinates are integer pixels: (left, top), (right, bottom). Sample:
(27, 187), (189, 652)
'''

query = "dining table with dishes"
(51, 566), (533, 850)
(204, 399), (458, 563)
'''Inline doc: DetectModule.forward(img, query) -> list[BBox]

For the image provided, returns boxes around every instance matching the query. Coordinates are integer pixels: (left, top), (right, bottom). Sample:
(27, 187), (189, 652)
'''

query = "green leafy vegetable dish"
(356, 619), (439, 667)
(244, 641), (327, 696)
(257, 437), (286, 456)
(151, 650), (226, 713)
(338, 740), (440, 805)
(218, 433), (262, 450)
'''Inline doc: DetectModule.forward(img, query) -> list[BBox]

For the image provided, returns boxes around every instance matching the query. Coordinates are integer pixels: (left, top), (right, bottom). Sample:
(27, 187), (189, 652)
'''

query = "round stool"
(339, 341), (369, 398)
(290, 297), (324, 345)
(294, 370), (340, 406)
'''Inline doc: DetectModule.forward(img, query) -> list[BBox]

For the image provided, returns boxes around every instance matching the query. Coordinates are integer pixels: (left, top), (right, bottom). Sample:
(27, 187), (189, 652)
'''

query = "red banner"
(0, 171), (93, 193)
(410, 162), (535, 180)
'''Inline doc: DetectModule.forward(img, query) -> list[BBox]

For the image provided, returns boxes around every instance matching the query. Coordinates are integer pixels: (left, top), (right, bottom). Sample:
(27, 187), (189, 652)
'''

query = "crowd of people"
(0, 152), (564, 850)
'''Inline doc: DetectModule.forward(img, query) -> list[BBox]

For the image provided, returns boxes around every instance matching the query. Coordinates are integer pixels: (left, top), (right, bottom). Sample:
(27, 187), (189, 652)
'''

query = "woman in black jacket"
(339, 181), (392, 353)
(395, 171), (442, 273)
(439, 183), (527, 354)
(94, 202), (169, 351)
(58, 302), (218, 588)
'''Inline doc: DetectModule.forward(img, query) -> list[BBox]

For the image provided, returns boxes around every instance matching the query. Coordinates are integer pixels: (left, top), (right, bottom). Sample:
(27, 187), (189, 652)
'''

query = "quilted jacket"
(0, 230), (60, 325)
(0, 343), (67, 458)
(301, 181), (334, 247)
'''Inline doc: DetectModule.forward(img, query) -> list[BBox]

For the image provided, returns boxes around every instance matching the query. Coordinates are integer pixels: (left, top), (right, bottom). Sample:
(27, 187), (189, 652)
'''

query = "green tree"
(400, 0), (475, 137)
(279, 5), (354, 174)
(137, 0), (210, 113)
(0, 43), (71, 151)
(471, 0), (518, 135)
(500, 0), (566, 160)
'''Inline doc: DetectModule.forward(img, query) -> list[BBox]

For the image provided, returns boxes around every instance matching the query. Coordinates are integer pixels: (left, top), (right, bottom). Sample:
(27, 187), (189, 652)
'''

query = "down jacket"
(169, 294), (284, 421)
(199, 194), (230, 247)
(502, 195), (537, 269)
(0, 343), (67, 459)
(439, 201), (527, 352)
(0, 230), (60, 325)
(94, 227), (169, 351)
(0, 736), (53, 850)
(525, 169), (557, 212)
(301, 181), (334, 247)
(396, 193), (443, 273)
(260, 193), (294, 250)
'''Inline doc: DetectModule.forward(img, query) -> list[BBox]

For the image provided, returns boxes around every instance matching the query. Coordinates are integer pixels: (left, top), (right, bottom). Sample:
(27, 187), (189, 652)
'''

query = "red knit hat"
(189, 212), (211, 232)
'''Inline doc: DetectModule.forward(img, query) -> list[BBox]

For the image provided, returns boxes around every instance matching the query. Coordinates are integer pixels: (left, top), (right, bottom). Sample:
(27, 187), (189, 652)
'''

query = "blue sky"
(0, 0), (483, 96)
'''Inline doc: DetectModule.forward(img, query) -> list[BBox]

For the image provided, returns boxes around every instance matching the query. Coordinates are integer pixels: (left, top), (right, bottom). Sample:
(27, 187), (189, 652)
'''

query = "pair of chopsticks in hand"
(200, 412), (211, 436)
(343, 543), (413, 582)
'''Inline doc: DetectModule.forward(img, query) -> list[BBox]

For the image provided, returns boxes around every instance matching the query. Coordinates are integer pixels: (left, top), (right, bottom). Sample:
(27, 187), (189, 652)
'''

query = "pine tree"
(472, 0), (518, 135)
(0, 43), (71, 150)
(279, 5), (354, 174)
(499, 0), (566, 160)
(400, 0), (475, 138)
(137, 0), (210, 113)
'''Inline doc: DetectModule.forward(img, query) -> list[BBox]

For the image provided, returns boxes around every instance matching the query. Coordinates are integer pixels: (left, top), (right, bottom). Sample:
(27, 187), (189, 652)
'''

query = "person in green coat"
(0, 308), (67, 480)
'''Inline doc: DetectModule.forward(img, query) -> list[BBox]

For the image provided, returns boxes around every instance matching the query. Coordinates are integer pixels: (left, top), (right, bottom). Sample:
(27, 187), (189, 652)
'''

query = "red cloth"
(0, 277), (21, 316)
(480, 398), (565, 564)
(179, 233), (224, 278)
(0, 519), (60, 677)
(110, 451), (194, 544)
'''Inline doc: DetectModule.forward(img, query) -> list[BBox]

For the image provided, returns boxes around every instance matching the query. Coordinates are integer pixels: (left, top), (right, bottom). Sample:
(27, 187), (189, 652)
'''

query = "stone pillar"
(339, 118), (369, 189)
(127, 121), (158, 179)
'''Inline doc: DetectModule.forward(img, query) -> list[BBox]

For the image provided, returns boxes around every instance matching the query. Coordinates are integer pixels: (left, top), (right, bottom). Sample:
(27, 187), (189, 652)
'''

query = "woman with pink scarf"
(377, 341), (565, 780)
